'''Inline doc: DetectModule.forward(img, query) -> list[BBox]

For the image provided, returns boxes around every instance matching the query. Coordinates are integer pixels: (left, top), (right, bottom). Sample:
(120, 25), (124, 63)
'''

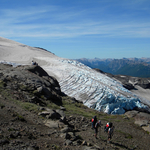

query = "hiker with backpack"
(104, 122), (113, 133)
(104, 122), (110, 133)
(91, 116), (97, 129)
(107, 123), (114, 143)
(94, 120), (101, 139)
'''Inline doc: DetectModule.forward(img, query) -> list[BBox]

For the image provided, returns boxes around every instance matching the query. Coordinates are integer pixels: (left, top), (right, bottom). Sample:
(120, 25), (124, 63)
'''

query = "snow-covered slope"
(0, 37), (149, 114)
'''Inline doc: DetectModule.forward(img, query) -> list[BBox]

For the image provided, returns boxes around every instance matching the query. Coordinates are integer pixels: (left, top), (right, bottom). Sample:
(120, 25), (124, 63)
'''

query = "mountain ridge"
(75, 57), (150, 78)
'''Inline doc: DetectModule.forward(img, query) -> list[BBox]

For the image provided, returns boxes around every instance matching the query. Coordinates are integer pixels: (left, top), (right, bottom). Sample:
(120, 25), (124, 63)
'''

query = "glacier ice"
(1, 58), (149, 115)
(59, 59), (149, 114)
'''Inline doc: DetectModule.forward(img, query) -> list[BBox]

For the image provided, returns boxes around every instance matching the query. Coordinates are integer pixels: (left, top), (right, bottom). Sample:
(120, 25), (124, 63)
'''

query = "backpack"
(108, 127), (114, 135)
(95, 120), (101, 129)
(109, 122), (113, 128)
(104, 122), (113, 132)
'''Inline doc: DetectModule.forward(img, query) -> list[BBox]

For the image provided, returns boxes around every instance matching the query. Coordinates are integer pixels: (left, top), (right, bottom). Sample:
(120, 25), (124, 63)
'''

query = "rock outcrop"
(94, 68), (150, 90)
(0, 64), (62, 105)
(125, 110), (150, 133)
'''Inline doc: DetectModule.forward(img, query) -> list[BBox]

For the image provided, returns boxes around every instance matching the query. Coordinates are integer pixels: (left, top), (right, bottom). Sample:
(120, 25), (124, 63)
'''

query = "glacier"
(57, 59), (148, 114)
(0, 37), (149, 114)
(0, 57), (149, 115)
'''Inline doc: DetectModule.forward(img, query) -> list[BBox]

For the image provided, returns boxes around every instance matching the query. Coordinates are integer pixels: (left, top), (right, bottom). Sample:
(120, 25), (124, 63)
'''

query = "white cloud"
(0, 3), (150, 39)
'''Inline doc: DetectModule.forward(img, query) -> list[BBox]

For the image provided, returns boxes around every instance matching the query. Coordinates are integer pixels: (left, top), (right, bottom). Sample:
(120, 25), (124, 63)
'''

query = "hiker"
(107, 124), (114, 143)
(91, 116), (97, 129)
(94, 120), (101, 139)
(32, 60), (38, 66)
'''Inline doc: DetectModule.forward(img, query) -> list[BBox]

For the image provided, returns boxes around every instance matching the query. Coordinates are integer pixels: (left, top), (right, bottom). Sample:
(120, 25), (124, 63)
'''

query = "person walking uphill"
(94, 120), (101, 139)
(107, 124), (114, 143)
(91, 116), (97, 129)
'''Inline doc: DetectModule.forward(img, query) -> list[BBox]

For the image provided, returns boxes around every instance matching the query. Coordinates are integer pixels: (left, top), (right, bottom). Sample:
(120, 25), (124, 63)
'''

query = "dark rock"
(38, 109), (63, 120)
(0, 139), (9, 145)
(24, 65), (49, 77)
(136, 78), (150, 89)
(122, 82), (135, 90)
(95, 69), (150, 90)
(0, 64), (62, 105)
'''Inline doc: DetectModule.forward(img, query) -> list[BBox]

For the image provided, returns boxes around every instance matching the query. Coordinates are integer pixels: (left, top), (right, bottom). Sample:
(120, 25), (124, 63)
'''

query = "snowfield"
(0, 37), (149, 114)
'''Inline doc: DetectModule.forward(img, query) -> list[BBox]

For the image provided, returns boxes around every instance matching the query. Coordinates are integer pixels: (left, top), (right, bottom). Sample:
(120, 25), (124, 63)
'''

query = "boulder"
(135, 112), (150, 121)
(60, 126), (73, 133)
(135, 78), (150, 89)
(142, 125), (150, 133)
(134, 112), (150, 133)
(44, 120), (59, 129)
(124, 110), (139, 118)
(38, 109), (62, 120)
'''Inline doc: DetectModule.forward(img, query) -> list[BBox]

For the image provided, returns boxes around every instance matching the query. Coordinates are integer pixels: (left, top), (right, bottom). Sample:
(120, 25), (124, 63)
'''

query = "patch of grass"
(33, 90), (38, 94)
(62, 98), (100, 119)
(116, 130), (133, 139)
(76, 135), (83, 140)
(20, 102), (40, 112)
(125, 134), (133, 139)
(103, 115), (117, 119)
(0, 86), (14, 100)
(19, 84), (28, 91)
(51, 144), (60, 150)
(0, 86), (40, 113)
(114, 119), (121, 122)
(99, 135), (106, 140)
(0, 80), (7, 88)
(8, 128), (15, 131)
(13, 112), (26, 122)
(47, 102), (60, 110)
(146, 131), (150, 135)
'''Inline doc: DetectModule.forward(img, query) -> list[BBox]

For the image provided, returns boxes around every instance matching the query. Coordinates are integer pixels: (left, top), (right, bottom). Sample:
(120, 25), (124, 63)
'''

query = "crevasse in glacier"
(59, 59), (149, 114)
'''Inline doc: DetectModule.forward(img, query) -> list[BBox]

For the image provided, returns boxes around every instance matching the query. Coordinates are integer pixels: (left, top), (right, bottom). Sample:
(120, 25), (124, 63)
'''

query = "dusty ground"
(0, 90), (150, 150)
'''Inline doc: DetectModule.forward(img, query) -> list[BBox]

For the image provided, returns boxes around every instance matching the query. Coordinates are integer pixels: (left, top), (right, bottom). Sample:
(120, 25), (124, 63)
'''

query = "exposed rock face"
(125, 110), (150, 133)
(94, 68), (150, 90)
(0, 64), (62, 105)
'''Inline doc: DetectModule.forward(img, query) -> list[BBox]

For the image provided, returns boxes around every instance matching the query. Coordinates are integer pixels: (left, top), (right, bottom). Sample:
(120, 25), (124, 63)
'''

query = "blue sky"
(0, 0), (150, 59)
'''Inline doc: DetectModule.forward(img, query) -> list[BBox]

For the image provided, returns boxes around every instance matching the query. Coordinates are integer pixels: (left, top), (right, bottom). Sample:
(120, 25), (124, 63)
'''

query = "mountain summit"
(0, 37), (149, 114)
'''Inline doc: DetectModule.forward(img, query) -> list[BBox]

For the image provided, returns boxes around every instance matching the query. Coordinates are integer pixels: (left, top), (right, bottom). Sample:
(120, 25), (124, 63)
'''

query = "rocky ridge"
(94, 68), (150, 107)
(94, 68), (150, 91)
(0, 64), (150, 150)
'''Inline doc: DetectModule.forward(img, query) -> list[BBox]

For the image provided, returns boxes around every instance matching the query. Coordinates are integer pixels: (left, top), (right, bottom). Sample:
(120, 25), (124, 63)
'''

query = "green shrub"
(47, 102), (60, 110)
(20, 102), (39, 112)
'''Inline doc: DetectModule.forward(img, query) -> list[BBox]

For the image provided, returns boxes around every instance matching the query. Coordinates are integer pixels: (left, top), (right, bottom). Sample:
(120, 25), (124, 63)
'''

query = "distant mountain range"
(75, 58), (150, 78)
